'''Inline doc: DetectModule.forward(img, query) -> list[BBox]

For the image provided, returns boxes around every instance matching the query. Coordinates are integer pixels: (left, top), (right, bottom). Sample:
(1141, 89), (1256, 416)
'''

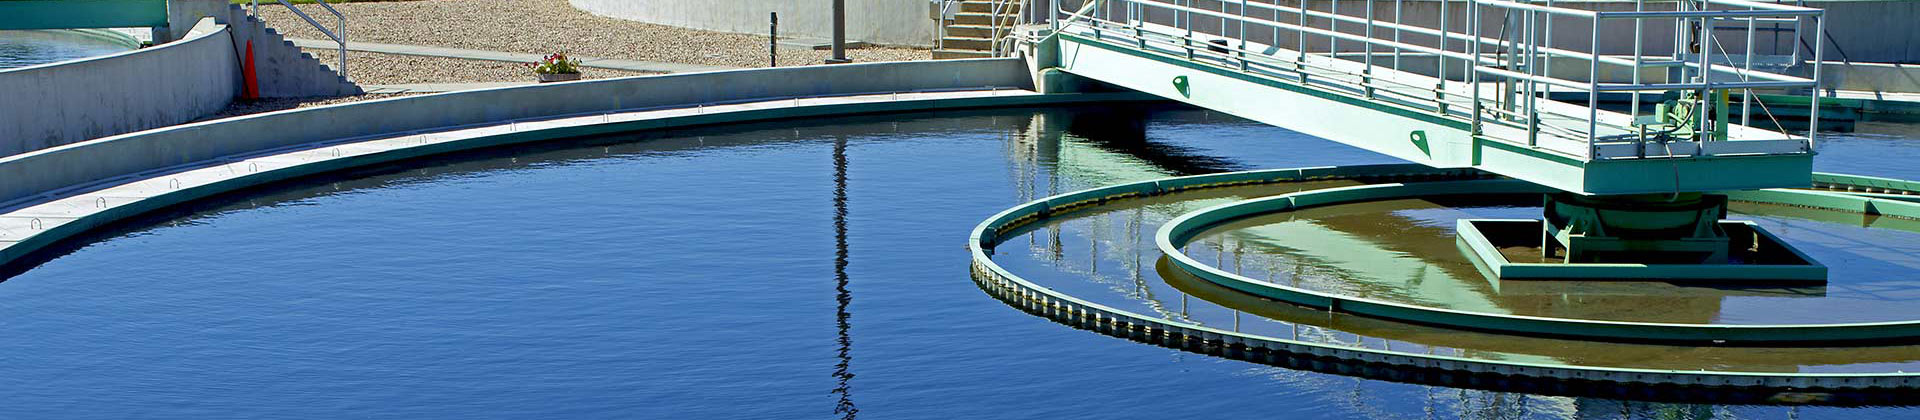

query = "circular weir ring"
(1155, 178), (1920, 345)
(967, 164), (1920, 402)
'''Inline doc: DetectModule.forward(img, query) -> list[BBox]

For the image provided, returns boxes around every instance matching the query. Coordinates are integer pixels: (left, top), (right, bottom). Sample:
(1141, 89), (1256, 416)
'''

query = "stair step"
(932, 49), (995, 59)
(953, 12), (1017, 26)
(958, 2), (1021, 13)
(944, 24), (998, 38)
(940, 37), (994, 50)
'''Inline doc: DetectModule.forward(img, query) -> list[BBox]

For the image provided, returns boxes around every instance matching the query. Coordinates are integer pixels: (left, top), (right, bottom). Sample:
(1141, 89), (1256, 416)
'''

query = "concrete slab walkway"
(288, 38), (738, 74)
(362, 82), (536, 94)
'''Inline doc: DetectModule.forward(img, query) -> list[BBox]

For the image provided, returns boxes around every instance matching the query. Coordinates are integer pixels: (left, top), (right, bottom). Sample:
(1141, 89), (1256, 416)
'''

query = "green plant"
(529, 53), (582, 75)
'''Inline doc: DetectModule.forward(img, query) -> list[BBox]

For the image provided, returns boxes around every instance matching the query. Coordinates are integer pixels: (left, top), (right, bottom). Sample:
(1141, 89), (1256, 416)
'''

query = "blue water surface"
(0, 106), (1913, 418)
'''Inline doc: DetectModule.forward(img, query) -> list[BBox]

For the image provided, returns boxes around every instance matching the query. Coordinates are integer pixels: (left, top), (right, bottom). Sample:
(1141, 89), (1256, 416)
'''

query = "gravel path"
(259, 0), (930, 74)
(305, 50), (660, 85)
(218, 0), (931, 118)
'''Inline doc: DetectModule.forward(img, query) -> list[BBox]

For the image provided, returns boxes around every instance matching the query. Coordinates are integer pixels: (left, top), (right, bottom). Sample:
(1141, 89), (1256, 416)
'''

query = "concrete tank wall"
(0, 58), (1033, 208)
(0, 18), (239, 156)
(569, 0), (936, 47)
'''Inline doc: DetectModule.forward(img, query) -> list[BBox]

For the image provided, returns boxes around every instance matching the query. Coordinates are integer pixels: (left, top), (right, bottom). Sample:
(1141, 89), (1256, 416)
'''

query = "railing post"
(1697, 13), (1713, 143)
(1789, 0), (1803, 64)
(1240, 0), (1250, 71)
(1329, 0), (1339, 57)
(1630, 0), (1643, 121)
(1298, 0), (1309, 74)
(1589, 15), (1601, 159)
(1808, 14), (1824, 149)
(1392, 0), (1401, 71)
(1363, 0), (1375, 98)
(1541, 0), (1553, 98)
(1470, 0), (1482, 135)
(1742, 5), (1756, 128)
(1524, 8), (1537, 147)
(1437, 0), (1450, 115)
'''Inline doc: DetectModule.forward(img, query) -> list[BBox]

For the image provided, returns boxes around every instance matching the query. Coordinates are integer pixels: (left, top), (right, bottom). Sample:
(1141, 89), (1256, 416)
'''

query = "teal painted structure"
(0, 0), (169, 30)
(1023, 0), (1828, 196)
(1455, 219), (1827, 281)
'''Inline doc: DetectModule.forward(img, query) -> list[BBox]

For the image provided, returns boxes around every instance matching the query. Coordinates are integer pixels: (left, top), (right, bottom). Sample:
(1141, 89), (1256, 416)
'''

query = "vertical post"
(1298, 0), (1309, 71)
(1742, 7), (1756, 128)
(1502, 7), (1516, 116)
(1185, 0), (1195, 60)
(1789, 0), (1803, 64)
(1630, 0), (1643, 120)
(1808, 15), (1824, 148)
(337, 10), (347, 79)
(1052, 0), (1060, 32)
(1540, 0), (1551, 97)
(1437, 0), (1449, 114)
(1363, 0), (1375, 98)
(1524, 9), (1537, 146)
(1696, 14), (1713, 142)
(1330, 0), (1339, 57)
(1673, 0), (1686, 70)
(1392, 0), (1403, 72)
(828, 0), (851, 63)
(1588, 15), (1601, 158)
(1239, 0), (1249, 71)
(1470, 0), (1482, 135)
(771, 12), (780, 67)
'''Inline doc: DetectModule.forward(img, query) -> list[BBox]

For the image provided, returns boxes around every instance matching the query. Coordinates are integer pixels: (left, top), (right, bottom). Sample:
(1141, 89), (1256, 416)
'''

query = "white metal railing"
(989, 0), (1029, 55)
(253, 0), (348, 78)
(934, 0), (960, 50)
(1039, 0), (1826, 160)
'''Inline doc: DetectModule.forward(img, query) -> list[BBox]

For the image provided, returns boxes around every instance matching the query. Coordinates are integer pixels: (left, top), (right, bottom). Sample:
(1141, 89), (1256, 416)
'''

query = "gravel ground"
(259, 0), (930, 73)
(305, 49), (660, 85)
(218, 0), (931, 118)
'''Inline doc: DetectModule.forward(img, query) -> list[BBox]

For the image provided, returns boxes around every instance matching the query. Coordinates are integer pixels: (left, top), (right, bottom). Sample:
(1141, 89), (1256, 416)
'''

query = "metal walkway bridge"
(1017, 0), (1829, 196)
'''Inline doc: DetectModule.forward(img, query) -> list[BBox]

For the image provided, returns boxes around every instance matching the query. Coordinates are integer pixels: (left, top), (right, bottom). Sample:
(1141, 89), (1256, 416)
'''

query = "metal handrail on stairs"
(988, 0), (1030, 57)
(251, 0), (348, 78)
(933, 0), (959, 50)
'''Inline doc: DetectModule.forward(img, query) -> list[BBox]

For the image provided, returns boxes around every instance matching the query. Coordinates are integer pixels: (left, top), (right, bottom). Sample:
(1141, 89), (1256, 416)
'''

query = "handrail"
(1047, 0), (1824, 160)
(934, 0), (958, 50)
(254, 0), (348, 78)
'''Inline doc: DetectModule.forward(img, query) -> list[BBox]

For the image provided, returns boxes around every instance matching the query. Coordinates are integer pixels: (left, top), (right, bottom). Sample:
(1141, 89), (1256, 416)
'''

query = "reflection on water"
(831, 135), (858, 419)
(0, 105), (1913, 417)
(0, 30), (133, 69)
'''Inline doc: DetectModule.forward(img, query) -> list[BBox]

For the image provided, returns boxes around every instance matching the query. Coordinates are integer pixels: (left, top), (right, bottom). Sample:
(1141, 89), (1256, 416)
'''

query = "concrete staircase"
(934, 1), (1021, 59)
(225, 5), (362, 97)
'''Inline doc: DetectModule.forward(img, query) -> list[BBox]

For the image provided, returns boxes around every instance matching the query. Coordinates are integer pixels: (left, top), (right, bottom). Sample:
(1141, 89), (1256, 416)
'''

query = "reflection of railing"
(253, 0), (348, 78)
(1043, 0), (1825, 160)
